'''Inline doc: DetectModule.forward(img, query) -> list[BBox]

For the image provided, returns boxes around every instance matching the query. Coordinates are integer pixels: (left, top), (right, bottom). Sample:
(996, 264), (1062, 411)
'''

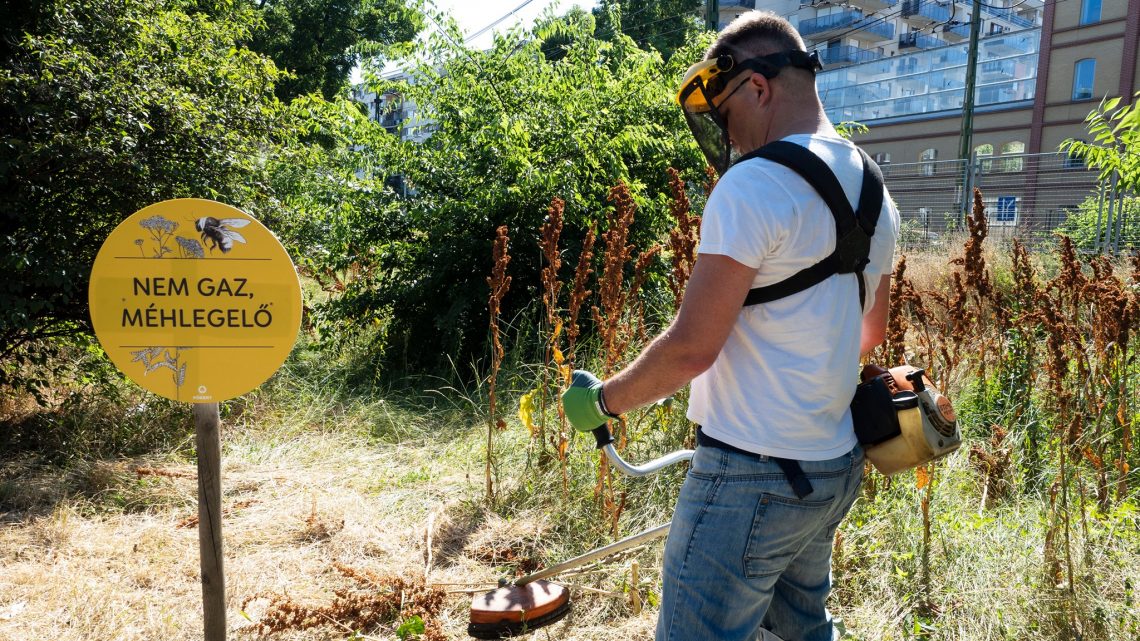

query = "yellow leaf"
(552, 318), (563, 340)
(560, 365), (571, 386)
(552, 347), (565, 365)
(518, 390), (537, 436)
(916, 465), (930, 490)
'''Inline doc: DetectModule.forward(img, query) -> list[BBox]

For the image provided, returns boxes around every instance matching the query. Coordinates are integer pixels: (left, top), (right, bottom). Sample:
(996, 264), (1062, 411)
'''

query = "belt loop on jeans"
(696, 427), (814, 499)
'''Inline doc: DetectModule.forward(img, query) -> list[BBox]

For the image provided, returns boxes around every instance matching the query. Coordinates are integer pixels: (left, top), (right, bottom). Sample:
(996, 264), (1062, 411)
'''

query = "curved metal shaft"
(601, 443), (694, 477)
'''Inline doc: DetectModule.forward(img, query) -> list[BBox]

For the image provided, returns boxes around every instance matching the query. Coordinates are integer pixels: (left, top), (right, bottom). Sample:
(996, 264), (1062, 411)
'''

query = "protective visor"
(676, 50), (823, 176)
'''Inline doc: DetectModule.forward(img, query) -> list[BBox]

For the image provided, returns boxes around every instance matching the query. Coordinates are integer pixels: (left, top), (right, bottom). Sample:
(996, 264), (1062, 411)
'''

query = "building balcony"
(901, 0), (951, 26)
(818, 44), (882, 67)
(981, 4), (1035, 28)
(719, 0), (756, 7)
(799, 10), (895, 41)
(799, 10), (863, 40)
(847, 0), (898, 12)
(980, 59), (1016, 79)
(899, 32), (948, 49)
(849, 18), (896, 42)
(982, 32), (1034, 56)
(941, 22), (971, 41)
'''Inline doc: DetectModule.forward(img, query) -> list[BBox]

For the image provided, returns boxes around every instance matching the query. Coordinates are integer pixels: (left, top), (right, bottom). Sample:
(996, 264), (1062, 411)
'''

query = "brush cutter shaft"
(591, 425), (695, 477)
(516, 522), (672, 586)
(602, 443), (695, 477)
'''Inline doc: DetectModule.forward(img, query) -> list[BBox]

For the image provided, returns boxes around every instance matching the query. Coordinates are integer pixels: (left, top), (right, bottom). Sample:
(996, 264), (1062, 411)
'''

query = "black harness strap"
(720, 141), (885, 499)
(738, 141), (884, 310)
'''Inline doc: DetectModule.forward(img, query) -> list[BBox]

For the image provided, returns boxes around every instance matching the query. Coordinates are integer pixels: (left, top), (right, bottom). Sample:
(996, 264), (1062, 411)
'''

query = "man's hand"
(561, 370), (618, 432)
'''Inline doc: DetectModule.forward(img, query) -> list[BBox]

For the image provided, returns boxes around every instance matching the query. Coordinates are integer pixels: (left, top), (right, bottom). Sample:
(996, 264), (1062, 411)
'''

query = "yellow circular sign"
(88, 199), (302, 402)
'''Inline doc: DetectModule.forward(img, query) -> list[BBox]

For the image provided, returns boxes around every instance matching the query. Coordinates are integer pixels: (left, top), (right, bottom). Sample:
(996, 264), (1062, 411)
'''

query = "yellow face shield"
(676, 50), (823, 176)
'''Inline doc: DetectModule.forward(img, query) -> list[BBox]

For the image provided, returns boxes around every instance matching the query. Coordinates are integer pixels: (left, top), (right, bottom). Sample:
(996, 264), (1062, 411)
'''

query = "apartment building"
(351, 70), (435, 145)
(721, 0), (1138, 231)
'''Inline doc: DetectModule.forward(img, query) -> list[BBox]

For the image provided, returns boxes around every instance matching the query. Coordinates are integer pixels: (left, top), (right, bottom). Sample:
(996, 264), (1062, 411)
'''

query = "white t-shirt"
(688, 133), (900, 460)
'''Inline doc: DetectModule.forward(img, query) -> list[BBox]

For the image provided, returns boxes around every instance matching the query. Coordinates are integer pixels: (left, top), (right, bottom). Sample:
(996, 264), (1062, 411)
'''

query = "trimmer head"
(468, 579), (570, 639)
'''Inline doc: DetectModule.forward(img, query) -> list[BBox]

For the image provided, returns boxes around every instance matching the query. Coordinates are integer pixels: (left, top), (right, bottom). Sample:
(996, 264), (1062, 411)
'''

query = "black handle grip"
(906, 368), (927, 393)
(591, 425), (615, 449)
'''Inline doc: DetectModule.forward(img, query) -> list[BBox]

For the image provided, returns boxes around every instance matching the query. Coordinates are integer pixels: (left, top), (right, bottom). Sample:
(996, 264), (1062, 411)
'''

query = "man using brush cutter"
(563, 10), (899, 641)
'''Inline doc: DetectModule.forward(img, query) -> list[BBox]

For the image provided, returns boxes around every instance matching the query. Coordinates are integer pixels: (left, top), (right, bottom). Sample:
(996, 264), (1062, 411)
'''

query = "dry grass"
(0, 424), (661, 641)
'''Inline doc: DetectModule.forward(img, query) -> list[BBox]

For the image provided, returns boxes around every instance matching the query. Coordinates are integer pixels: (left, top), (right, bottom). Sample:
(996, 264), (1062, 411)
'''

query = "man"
(562, 10), (900, 641)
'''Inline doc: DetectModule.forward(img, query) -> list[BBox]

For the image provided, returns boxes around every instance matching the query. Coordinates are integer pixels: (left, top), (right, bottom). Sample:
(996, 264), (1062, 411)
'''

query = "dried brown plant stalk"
(1010, 239), (1039, 311)
(969, 426), (1012, 510)
(703, 165), (719, 197)
(666, 167), (701, 310)
(242, 564), (446, 640)
(590, 182), (639, 523)
(539, 198), (565, 452)
(485, 225), (512, 503)
(566, 226), (596, 364)
(592, 181), (637, 380)
(882, 256), (913, 365)
(629, 245), (662, 344)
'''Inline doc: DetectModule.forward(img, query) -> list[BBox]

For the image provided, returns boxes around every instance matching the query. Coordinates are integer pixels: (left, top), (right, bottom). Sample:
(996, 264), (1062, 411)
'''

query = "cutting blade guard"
(467, 425), (693, 638)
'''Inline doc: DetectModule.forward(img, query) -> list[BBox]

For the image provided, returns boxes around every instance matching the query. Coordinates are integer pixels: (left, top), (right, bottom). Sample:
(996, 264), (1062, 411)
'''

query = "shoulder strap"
(738, 141), (884, 309)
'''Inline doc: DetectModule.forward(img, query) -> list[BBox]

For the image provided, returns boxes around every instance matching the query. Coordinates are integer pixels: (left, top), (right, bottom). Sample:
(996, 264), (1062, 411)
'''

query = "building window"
(1080, 0), (1101, 25)
(1064, 143), (1086, 169)
(874, 152), (891, 165)
(920, 148), (938, 176)
(1073, 58), (1096, 100)
(975, 143), (994, 172)
(1001, 141), (1025, 172)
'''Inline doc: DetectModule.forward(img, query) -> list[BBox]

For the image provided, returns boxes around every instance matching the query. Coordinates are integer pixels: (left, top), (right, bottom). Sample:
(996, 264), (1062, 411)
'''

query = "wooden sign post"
(196, 402), (225, 639)
(89, 199), (302, 640)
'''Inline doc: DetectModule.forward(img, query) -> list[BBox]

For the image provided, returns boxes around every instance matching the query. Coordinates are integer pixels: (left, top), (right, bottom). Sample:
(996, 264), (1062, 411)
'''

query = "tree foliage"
(1061, 93), (1140, 193)
(330, 11), (709, 373)
(0, 0), (393, 392)
(592, 0), (704, 59)
(245, 0), (424, 100)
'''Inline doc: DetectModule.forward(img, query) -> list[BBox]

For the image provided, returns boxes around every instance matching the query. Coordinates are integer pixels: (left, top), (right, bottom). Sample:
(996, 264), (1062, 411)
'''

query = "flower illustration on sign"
(176, 236), (205, 258)
(137, 215), (179, 258)
(129, 346), (188, 388)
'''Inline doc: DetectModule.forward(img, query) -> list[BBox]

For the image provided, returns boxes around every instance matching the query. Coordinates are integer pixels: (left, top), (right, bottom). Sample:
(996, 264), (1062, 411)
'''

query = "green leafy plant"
(330, 10), (708, 375)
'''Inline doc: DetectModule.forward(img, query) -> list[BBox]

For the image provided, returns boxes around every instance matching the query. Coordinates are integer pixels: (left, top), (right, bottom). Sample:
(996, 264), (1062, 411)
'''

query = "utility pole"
(957, 0), (983, 162)
(957, 0), (983, 220)
(706, 0), (719, 31)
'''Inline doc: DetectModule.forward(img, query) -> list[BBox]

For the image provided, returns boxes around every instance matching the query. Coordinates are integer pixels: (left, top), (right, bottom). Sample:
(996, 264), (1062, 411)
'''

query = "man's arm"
(860, 274), (891, 357)
(601, 253), (758, 415)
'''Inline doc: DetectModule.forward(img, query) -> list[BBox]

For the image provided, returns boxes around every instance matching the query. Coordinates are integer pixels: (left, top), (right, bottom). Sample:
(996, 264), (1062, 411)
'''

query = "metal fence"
(880, 152), (1138, 253)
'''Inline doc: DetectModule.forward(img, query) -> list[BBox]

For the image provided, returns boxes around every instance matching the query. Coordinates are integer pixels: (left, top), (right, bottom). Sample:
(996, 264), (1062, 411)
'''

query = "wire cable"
(464, 0), (539, 43)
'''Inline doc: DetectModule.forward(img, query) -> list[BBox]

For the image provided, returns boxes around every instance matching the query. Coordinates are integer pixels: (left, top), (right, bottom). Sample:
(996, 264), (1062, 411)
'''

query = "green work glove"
(562, 370), (619, 432)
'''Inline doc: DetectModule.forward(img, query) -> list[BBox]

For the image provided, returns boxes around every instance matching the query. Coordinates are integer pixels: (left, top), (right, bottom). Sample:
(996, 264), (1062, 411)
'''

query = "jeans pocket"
(743, 493), (835, 578)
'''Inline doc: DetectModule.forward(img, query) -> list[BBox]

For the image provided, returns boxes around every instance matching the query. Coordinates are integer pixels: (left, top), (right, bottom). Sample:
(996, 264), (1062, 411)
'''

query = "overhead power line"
(465, 0), (540, 43)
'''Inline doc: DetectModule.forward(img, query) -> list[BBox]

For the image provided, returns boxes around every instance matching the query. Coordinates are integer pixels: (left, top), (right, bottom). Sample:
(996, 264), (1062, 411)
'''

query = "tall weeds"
(666, 167), (700, 311)
(485, 225), (512, 504)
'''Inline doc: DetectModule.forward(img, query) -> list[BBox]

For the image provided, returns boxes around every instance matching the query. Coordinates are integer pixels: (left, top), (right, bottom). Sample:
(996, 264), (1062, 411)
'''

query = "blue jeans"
(656, 441), (864, 641)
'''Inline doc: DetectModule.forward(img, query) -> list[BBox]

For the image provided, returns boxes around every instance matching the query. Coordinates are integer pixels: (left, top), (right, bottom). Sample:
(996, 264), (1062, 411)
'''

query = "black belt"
(696, 427), (814, 499)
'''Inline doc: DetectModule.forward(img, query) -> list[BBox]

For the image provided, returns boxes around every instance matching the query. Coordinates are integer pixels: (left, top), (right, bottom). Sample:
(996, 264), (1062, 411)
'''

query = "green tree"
(246, 0), (424, 100)
(1059, 94), (1140, 252)
(1061, 93), (1140, 193)
(0, 0), (390, 393)
(592, 0), (704, 60)
(329, 11), (709, 373)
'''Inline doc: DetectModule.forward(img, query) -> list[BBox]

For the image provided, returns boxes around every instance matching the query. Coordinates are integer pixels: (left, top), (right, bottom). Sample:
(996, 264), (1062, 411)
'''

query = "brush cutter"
(467, 425), (693, 639)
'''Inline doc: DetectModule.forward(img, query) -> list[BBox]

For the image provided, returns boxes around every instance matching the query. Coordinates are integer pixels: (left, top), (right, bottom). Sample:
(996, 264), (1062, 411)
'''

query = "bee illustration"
(195, 217), (251, 253)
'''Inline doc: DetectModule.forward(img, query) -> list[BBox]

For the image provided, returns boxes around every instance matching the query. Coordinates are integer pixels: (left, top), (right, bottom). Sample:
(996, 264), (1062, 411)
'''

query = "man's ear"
(751, 72), (772, 107)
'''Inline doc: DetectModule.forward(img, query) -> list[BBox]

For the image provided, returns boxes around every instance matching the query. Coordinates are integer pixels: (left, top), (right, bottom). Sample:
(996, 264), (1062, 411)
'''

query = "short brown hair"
(706, 11), (806, 61)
